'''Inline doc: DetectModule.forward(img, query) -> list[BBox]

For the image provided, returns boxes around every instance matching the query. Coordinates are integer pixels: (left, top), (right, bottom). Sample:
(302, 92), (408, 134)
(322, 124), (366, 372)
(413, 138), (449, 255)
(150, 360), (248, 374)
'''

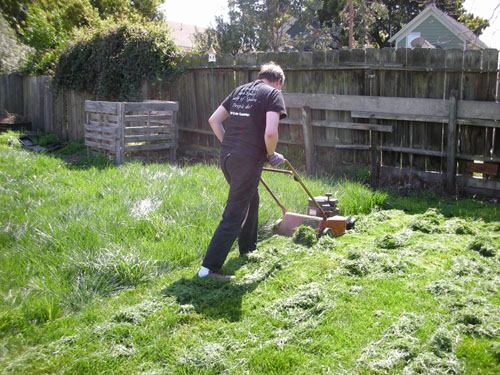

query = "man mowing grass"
(198, 62), (288, 280)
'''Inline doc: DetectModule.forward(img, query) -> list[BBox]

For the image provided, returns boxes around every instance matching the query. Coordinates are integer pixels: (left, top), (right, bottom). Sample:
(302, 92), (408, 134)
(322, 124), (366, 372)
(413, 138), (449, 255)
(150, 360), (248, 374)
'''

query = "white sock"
(198, 266), (210, 277)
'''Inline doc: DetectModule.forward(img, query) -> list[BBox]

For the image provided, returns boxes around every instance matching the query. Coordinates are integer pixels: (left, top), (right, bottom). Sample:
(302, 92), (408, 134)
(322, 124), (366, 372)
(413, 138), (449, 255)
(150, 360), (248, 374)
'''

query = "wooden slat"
(310, 120), (393, 133)
(85, 101), (120, 115)
(87, 120), (119, 128)
(85, 123), (119, 134)
(125, 134), (174, 143)
(302, 107), (314, 174)
(283, 93), (449, 117)
(125, 119), (173, 126)
(148, 119), (173, 125)
(277, 139), (302, 146)
(124, 101), (179, 112)
(446, 97), (458, 191)
(124, 142), (174, 152)
(351, 111), (448, 124)
(89, 114), (119, 123)
(125, 126), (174, 135)
(314, 143), (371, 150)
(370, 127), (380, 186)
(124, 114), (172, 121)
(457, 100), (500, 121)
(185, 64), (494, 74)
(457, 153), (500, 163)
(279, 118), (301, 125)
(85, 133), (118, 142)
(85, 139), (116, 151)
(456, 118), (500, 128)
(380, 146), (445, 157)
(334, 144), (371, 150)
(457, 175), (500, 194)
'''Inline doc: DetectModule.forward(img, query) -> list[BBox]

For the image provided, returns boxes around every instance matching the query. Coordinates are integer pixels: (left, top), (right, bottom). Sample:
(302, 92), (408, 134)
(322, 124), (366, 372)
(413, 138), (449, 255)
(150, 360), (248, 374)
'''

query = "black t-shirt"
(220, 79), (287, 161)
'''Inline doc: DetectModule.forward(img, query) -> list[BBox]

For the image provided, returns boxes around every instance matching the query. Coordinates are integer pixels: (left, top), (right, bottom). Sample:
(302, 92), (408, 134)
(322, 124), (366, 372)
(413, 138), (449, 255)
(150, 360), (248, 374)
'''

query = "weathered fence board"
(85, 101), (120, 115)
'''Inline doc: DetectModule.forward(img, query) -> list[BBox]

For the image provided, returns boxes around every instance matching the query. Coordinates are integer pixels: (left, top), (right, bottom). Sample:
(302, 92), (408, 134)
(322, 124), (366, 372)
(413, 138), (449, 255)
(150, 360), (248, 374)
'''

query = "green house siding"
(397, 14), (465, 49)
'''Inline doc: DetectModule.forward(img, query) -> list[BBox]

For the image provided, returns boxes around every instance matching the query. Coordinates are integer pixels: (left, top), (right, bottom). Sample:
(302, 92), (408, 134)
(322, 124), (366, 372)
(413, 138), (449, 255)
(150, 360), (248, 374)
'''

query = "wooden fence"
(85, 100), (178, 163)
(158, 48), (500, 197)
(0, 75), (89, 141)
(281, 93), (500, 196)
(1, 48), (499, 196)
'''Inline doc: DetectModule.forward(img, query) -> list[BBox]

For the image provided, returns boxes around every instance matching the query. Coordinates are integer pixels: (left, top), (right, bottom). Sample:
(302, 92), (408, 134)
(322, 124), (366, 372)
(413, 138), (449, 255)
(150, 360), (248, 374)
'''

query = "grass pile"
(0, 136), (499, 374)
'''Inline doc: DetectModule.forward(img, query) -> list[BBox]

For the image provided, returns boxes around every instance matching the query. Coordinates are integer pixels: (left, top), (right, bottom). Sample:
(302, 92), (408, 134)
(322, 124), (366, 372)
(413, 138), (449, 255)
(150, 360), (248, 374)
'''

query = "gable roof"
(166, 21), (206, 50)
(388, 4), (488, 49)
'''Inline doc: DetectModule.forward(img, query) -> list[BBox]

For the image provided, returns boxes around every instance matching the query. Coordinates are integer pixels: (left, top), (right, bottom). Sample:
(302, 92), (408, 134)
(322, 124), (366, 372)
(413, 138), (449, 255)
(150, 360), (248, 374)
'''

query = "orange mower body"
(277, 212), (347, 237)
(261, 160), (352, 238)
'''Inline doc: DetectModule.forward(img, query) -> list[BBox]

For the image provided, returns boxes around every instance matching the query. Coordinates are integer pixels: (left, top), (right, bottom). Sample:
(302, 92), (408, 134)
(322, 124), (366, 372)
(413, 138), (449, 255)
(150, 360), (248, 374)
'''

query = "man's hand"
(267, 152), (284, 167)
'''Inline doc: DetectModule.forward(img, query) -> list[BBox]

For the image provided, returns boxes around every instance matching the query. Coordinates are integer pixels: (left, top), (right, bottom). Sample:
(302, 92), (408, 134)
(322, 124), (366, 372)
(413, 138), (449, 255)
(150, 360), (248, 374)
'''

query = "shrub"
(0, 130), (22, 147)
(54, 23), (179, 101)
(56, 141), (86, 155)
(34, 132), (62, 146)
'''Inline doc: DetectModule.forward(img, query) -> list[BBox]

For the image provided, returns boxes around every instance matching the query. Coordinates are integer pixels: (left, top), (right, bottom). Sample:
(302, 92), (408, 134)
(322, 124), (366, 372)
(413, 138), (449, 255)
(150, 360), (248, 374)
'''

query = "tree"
(0, 12), (32, 73)
(89, 0), (162, 21)
(194, 0), (338, 53)
(0, 0), (31, 32)
(318, 0), (490, 48)
(0, 0), (166, 74)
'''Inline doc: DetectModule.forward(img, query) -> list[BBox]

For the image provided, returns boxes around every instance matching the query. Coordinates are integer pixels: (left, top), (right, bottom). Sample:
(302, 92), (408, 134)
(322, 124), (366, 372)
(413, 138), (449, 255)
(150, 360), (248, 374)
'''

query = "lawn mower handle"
(262, 160), (328, 220)
(259, 176), (287, 215)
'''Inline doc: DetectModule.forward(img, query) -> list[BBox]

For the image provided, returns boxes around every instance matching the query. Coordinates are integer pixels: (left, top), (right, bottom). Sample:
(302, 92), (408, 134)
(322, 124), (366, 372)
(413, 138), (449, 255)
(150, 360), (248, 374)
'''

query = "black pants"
(202, 153), (264, 272)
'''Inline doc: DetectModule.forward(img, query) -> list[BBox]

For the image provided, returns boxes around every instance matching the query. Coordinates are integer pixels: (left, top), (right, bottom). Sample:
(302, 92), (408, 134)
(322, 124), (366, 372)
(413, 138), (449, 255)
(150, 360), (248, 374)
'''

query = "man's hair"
(258, 62), (285, 84)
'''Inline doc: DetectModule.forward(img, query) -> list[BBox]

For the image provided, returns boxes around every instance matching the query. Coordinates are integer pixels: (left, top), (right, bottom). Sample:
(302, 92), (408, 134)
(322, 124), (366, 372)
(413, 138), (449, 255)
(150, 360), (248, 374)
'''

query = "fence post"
(301, 106), (315, 174)
(446, 96), (457, 192)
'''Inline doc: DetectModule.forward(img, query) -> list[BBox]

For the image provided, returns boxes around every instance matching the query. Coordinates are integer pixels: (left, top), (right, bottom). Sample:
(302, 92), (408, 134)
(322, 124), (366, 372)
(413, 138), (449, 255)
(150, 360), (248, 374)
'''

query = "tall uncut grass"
(1, 135), (498, 375)
(0, 138), (383, 330)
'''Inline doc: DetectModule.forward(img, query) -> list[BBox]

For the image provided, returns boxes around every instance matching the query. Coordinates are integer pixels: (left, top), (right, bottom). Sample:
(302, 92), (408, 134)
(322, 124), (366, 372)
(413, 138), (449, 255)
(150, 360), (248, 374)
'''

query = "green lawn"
(0, 132), (499, 374)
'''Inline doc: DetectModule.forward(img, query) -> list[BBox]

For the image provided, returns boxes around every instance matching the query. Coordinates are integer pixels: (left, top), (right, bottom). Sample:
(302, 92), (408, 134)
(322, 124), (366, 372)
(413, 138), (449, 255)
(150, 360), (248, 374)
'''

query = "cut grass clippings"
(0, 139), (499, 374)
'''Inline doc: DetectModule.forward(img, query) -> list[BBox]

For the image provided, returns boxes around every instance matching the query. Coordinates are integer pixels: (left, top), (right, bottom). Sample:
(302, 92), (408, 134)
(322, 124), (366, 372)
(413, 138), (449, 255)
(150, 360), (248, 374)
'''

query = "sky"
(160, 0), (500, 50)
(463, 0), (500, 50)
(160, 0), (228, 29)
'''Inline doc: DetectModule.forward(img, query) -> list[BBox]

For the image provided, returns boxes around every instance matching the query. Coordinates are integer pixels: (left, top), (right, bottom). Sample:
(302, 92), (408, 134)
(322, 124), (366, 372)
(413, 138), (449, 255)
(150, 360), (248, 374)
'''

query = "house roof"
(388, 4), (488, 49)
(166, 21), (206, 50)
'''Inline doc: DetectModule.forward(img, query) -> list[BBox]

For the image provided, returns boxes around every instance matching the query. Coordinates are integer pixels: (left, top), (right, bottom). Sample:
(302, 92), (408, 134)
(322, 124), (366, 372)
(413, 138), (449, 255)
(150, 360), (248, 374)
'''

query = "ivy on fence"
(53, 23), (180, 101)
